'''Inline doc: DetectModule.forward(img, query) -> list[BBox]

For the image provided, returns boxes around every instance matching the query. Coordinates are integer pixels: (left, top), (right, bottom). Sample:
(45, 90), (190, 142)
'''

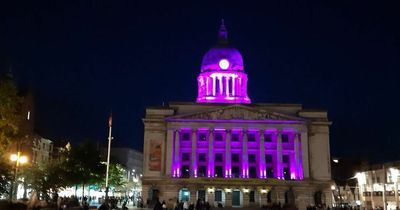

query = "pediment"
(167, 105), (306, 122)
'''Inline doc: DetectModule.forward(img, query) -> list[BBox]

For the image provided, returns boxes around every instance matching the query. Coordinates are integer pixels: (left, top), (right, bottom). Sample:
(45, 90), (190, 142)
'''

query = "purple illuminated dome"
(196, 20), (251, 104)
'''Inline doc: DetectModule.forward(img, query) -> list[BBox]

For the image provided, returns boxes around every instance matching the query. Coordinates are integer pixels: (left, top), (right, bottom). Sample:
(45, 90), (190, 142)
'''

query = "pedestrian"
(183, 200), (189, 210)
(162, 200), (167, 210)
(154, 199), (163, 210)
(98, 202), (109, 210)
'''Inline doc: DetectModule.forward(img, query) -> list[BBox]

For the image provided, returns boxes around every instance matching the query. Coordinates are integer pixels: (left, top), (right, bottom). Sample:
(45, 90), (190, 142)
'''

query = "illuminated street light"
(9, 152), (28, 201)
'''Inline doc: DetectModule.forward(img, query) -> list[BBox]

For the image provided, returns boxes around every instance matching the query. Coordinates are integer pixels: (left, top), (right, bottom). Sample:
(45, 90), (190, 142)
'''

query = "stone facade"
(141, 22), (333, 210)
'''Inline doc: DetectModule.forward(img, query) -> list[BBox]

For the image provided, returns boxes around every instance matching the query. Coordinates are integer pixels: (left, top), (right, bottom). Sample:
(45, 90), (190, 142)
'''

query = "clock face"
(219, 59), (229, 70)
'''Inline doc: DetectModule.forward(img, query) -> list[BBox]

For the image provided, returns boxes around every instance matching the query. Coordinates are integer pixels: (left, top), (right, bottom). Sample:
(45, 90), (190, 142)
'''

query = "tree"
(0, 159), (12, 197)
(105, 163), (126, 192)
(23, 161), (69, 200)
(0, 77), (23, 155)
(64, 141), (104, 198)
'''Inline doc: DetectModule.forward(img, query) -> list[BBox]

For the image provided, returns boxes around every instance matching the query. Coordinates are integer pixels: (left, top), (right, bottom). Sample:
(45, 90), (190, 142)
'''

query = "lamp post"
(9, 152), (28, 201)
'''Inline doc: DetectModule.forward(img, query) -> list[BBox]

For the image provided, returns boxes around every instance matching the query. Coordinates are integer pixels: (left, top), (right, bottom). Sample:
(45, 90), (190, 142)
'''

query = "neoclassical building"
(142, 22), (333, 210)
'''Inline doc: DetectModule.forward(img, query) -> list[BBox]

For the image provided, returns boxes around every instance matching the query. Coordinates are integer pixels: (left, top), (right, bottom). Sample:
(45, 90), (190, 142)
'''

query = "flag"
(108, 114), (112, 127)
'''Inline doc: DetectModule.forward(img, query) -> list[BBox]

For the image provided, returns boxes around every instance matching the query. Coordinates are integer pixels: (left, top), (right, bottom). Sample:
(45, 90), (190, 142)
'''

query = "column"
(225, 191), (232, 207)
(232, 76), (235, 96)
(242, 130), (248, 178)
(206, 77), (209, 96)
(259, 130), (266, 178)
(219, 75), (223, 95)
(294, 133), (300, 180)
(225, 130), (231, 178)
(225, 76), (230, 97)
(276, 131), (283, 179)
(212, 76), (216, 96)
(166, 129), (174, 176)
(238, 78), (242, 96)
(174, 130), (180, 177)
(300, 131), (309, 179)
(243, 190), (250, 207)
(192, 129), (197, 178)
(208, 129), (214, 177)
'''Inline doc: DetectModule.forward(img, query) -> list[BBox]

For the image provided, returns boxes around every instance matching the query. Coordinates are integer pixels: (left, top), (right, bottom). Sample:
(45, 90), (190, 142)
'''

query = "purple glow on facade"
(171, 127), (304, 180)
(196, 21), (251, 104)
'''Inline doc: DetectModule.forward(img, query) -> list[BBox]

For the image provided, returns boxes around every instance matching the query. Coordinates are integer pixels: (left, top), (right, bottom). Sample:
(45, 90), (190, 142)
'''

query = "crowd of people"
(154, 198), (213, 210)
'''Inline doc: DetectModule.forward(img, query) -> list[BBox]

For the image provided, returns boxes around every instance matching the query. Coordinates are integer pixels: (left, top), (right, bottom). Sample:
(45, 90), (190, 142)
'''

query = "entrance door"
(232, 191), (241, 206)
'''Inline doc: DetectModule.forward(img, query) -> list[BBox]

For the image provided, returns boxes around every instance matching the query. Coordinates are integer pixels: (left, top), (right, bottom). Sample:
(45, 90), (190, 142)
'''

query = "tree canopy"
(0, 77), (23, 155)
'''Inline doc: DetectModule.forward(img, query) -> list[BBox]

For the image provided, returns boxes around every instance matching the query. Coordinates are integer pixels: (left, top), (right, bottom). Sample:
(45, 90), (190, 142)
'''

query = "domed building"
(142, 21), (333, 210)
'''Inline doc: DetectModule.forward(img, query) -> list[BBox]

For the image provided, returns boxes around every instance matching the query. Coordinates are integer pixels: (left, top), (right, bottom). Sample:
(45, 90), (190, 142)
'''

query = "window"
(232, 166), (240, 178)
(182, 132), (191, 141)
(182, 165), (190, 178)
(231, 133), (239, 142)
(249, 167), (257, 178)
(232, 154), (240, 163)
(265, 134), (272, 142)
(265, 154), (273, 163)
(282, 155), (289, 164)
(248, 133), (256, 142)
(182, 153), (191, 162)
(215, 133), (223, 141)
(250, 191), (255, 202)
(281, 134), (289, 143)
(248, 154), (256, 163)
(199, 133), (207, 141)
(215, 166), (223, 177)
(199, 153), (206, 162)
(266, 167), (274, 178)
(198, 166), (207, 177)
(215, 190), (222, 202)
(215, 153), (223, 162)
(283, 167), (290, 180)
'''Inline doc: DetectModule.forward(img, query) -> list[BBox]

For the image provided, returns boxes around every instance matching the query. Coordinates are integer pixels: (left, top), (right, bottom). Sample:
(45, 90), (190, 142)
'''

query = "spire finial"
(218, 19), (228, 44)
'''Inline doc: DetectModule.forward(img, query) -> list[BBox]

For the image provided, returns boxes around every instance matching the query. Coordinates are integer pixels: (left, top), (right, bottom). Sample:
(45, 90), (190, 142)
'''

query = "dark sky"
(1, 1), (399, 162)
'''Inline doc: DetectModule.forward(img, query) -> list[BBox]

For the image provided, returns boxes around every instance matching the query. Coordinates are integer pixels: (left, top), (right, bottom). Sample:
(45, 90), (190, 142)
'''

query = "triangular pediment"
(167, 105), (306, 122)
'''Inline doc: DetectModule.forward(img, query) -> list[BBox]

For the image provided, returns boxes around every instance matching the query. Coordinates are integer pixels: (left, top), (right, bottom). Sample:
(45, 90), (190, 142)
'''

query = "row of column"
(172, 128), (303, 179)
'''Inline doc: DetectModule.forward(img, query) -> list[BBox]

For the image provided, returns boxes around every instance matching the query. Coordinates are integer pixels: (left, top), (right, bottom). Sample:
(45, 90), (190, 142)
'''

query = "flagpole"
(105, 115), (112, 204)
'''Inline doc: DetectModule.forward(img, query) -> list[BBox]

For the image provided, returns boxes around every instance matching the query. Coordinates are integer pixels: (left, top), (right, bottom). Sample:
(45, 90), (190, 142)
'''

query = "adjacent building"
(142, 22), (333, 210)
(356, 162), (400, 210)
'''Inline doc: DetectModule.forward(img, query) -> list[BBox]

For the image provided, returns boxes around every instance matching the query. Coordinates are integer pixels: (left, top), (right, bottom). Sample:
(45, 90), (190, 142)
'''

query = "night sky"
(1, 1), (399, 162)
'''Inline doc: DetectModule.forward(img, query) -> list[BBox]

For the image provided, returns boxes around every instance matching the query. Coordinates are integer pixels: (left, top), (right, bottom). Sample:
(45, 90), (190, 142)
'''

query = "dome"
(200, 20), (244, 72)
(201, 44), (244, 72)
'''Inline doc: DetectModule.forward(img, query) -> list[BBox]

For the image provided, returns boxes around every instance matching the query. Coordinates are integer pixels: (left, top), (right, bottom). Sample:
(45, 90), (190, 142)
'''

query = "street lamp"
(9, 152), (28, 201)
